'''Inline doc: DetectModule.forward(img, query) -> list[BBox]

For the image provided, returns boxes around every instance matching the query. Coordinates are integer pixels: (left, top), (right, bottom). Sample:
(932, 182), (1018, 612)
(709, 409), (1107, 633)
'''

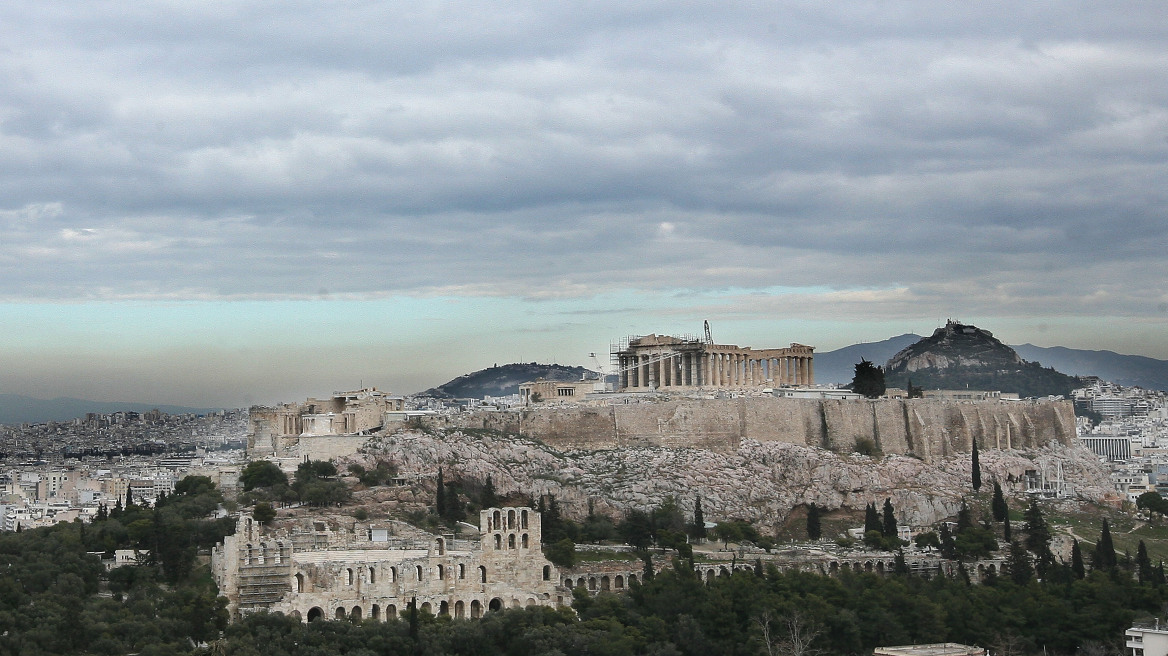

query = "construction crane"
(704, 320), (713, 344)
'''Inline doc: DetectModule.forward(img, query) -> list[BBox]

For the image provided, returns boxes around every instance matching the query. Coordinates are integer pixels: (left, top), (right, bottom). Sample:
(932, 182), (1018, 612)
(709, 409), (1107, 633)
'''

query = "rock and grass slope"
(417, 363), (599, 399)
(339, 427), (1112, 536)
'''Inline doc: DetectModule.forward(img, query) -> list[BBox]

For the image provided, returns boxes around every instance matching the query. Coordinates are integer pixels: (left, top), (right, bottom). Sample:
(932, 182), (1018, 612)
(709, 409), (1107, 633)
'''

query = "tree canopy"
(850, 359), (886, 398)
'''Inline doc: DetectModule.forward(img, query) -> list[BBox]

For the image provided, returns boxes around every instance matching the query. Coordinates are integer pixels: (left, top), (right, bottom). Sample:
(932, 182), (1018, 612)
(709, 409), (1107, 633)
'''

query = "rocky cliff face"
(347, 429), (1112, 533)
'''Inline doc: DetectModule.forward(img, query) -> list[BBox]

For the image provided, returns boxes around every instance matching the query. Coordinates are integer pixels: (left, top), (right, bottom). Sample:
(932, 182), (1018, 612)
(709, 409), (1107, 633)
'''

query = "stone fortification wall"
(436, 398), (1075, 461)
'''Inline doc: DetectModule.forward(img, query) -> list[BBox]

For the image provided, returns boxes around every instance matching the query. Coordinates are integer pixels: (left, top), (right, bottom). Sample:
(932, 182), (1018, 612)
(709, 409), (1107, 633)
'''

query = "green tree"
(1137, 540), (1154, 583)
(240, 460), (288, 491)
(806, 503), (821, 541)
(1005, 540), (1033, 585)
(864, 502), (881, 535)
(971, 439), (981, 491)
(252, 502), (276, 525)
(882, 498), (897, 538)
(545, 538), (576, 567)
(1093, 519), (1117, 571)
(1023, 498), (1051, 557)
(481, 475), (498, 509)
(850, 359), (886, 399)
(991, 482), (1008, 522)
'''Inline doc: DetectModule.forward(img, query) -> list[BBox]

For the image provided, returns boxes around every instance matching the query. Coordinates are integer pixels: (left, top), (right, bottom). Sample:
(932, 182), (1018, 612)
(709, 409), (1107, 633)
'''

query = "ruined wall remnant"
(435, 398), (1076, 461)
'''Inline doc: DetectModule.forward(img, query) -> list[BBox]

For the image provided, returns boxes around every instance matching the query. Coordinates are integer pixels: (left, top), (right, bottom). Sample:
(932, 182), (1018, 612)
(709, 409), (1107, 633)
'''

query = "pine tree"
(1138, 540), (1154, 583)
(435, 468), (446, 517)
(1005, 540), (1033, 585)
(691, 496), (707, 541)
(991, 482), (1008, 522)
(882, 498), (897, 539)
(971, 439), (981, 491)
(806, 503), (821, 541)
(1071, 539), (1085, 579)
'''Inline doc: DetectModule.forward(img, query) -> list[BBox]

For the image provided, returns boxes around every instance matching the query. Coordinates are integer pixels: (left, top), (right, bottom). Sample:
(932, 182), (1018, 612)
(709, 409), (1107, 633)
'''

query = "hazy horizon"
(2, 3), (1166, 408)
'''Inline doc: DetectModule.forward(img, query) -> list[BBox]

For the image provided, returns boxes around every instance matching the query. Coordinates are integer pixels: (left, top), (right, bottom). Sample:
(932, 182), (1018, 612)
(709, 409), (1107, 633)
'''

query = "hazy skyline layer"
(2, 3), (1166, 407)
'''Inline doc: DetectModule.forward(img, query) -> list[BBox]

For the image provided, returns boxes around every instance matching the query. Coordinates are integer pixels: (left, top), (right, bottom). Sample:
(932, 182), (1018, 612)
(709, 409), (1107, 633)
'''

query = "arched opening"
(615, 574), (625, 589)
(508, 534), (516, 549)
(563, 578), (572, 588)
(588, 577), (597, 591)
(295, 572), (305, 593)
(864, 561), (873, 572)
(479, 565), (487, 583)
(829, 561), (839, 574)
(346, 568), (354, 585)
(494, 534), (502, 550)
(415, 565), (423, 581)
(455, 600), (465, 618)
(437, 564), (445, 580)
(719, 567), (730, 578)
(508, 509), (515, 529)
(488, 598), (503, 612)
(259, 543), (267, 565)
(387, 604), (397, 619)
(876, 562), (885, 574)
(437, 537), (445, 555)
(390, 566), (397, 582)
(439, 600), (449, 616)
(307, 607), (323, 622)
(543, 565), (550, 581)
(493, 510), (501, 530)
(577, 577), (586, 589)
(371, 604), (380, 620)
(459, 563), (466, 579)
(471, 600), (483, 618)
(628, 574), (638, 585)
(369, 567), (376, 584)
(522, 509), (529, 529)
(335, 607), (346, 620)
(522, 533), (529, 548)
(601, 576), (610, 590)
(526, 598), (535, 607)
(421, 602), (432, 615)
(291, 610), (301, 622)
(705, 569), (715, 584)
(510, 599), (521, 608)
(853, 562), (862, 572)
(351, 606), (362, 621)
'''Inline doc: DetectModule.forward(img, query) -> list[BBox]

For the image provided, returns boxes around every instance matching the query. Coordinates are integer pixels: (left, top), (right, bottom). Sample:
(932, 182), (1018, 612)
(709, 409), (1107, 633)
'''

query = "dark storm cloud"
(2, 1), (1167, 320)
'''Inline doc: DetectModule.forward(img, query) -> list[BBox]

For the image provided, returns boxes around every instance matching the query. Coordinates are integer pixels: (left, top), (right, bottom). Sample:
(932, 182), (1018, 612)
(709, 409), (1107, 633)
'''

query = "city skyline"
(2, 2), (1166, 407)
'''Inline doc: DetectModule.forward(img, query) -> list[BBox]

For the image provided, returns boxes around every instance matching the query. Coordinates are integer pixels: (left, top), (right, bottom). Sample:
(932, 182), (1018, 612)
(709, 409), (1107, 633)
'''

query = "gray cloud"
(2, 1), (1167, 323)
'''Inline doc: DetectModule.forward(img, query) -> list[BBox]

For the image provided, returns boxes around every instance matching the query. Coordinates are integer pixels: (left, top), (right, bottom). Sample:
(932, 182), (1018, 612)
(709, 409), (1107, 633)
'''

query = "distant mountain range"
(816, 333), (1168, 391)
(418, 363), (600, 399)
(0, 394), (223, 426)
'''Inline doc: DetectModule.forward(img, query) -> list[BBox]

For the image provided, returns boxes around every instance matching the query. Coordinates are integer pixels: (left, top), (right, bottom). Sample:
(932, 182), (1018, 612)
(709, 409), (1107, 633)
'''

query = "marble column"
(808, 357), (814, 385)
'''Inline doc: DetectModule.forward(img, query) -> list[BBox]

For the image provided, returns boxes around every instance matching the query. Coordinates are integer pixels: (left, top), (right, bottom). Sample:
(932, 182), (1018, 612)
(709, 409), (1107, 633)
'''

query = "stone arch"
(522, 509), (529, 529)
(615, 574), (625, 589)
(876, 562), (885, 574)
(371, 604), (380, 620)
(479, 565), (487, 583)
(471, 600), (483, 618)
(588, 576), (597, 590)
(628, 573), (638, 585)
(525, 598), (536, 607)
(705, 569), (715, 584)
(488, 598), (503, 612)
(459, 563), (466, 579)
(543, 565), (550, 581)
(455, 600), (466, 618)
(494, 534), (502, 550)
(509, 599), (521, 608)
(437, 537), (445, 555)
(508, 533), (516, 549)
(563, 577), (573, 588)
(295, 572), (305, 593)
(368, 566), (376, 584)
(307, 607), (323, 622)
(508, 509), (516, 529)
(421, 602), (432, 614)
(853, 562), (862, 572)
(335, 607), (346, 620)
(346, 568), (354, 585)
(350, 606), (362, 621)
(439, 600), (449, 616)
(386, 604), (397, 619)
(577, 577), (586, 589)
(719, 567), (730, 578)
(437, 564), (445, 580)
(601, 575), (610, 591)
(291, 609), (301, 622)
(829, 561), (839, 574)
(415, 565), (423, 581)
(522, 533), (529, 548)
(864, 561), (873, 572)
(493, 510), (501, 530)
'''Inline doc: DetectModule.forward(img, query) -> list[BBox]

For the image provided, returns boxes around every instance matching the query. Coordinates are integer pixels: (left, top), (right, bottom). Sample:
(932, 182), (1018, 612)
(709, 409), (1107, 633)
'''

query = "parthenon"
(614, 334), (814, 391)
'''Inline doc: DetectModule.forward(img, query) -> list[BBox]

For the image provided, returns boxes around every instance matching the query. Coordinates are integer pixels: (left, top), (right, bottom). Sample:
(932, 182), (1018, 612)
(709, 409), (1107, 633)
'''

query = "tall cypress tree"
(864, 503), (881, 535)
(1023, 498), (1051, 557)
(991, 482), (1008, 522)
(481, 475), (498, 509)
(1005, 540), (1033, 585)
(1071, 539), (1085, 579)
(1094, 519), (1117, 571)
(939, 523), (956, 560)
(691, 496), (707, 541)
(971, 439), (981, 491)
(1138, 540), (1154, 583)
(1003, 514), (1012, 541)
(882, 498), (897, 539)
(806, 503), (821, 541)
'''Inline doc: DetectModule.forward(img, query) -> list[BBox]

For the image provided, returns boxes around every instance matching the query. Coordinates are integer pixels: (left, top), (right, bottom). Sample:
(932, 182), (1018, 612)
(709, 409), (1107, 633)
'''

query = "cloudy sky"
(2, 2), (1166, 407)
